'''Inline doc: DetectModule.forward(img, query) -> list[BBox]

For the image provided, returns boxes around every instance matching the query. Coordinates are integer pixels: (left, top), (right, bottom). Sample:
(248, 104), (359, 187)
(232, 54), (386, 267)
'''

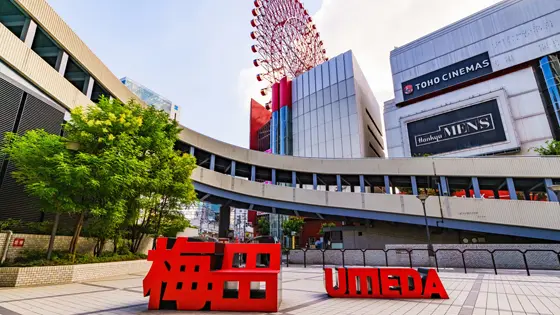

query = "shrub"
(1, 249), (146, 267)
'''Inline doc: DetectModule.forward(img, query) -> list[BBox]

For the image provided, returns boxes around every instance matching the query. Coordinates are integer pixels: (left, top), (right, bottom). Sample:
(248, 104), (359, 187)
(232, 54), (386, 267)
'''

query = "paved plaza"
(1, 267), (560, 315)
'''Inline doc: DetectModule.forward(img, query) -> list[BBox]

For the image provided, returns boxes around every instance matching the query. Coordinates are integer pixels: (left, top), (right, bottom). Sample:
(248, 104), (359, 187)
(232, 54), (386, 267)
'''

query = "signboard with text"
(401, 52), (493, 102)
(407, 100), (506, 156)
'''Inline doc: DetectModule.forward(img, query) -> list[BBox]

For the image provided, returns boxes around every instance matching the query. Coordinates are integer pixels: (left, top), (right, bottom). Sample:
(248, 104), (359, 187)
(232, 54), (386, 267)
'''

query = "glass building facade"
(121, 77), (173, 114)
(538, 54), (560, 139)
(291, 51), (364, 158)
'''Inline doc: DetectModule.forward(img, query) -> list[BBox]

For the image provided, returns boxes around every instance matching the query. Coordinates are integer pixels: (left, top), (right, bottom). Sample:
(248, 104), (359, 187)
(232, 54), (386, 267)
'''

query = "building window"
(537, 54), (560, 139)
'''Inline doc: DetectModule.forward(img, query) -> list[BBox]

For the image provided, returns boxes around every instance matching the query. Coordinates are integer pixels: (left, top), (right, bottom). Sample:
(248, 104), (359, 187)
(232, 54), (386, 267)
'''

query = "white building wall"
(385, 0), (560, 157)
(292, 50), (384, 158)
(390, 0), (560, 102)
(385, 67), (552, 157)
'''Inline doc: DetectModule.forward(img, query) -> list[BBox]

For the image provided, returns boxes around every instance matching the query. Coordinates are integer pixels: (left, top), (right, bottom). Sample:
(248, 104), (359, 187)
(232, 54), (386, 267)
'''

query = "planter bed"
(0, 260), (151, 287)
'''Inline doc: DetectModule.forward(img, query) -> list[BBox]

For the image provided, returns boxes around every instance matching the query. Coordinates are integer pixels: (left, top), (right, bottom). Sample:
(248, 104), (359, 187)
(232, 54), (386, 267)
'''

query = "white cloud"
(312, 0), (501, 105)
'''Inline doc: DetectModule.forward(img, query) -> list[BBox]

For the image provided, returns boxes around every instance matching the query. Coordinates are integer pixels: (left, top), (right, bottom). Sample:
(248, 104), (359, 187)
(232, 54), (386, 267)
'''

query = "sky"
(47, 0), (500, 148)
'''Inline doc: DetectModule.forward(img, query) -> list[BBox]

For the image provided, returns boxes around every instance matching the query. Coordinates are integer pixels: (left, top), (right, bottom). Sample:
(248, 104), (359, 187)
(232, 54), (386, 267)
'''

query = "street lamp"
(547, 185), (560, 203)
(416, 194), (434, 257)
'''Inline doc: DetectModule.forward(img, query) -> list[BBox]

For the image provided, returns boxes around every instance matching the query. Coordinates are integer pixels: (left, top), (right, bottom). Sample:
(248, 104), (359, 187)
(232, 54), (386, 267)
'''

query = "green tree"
(159, 210), (193, 237)
(121, 103), (197, 252)
(256, 216), (270, 236)
(282, 217), (305, 236)
(1, 130), (80, 259)
(62, 97), (146, 255)
(318, 222), (336, 235)
(534, 140), (560, 156)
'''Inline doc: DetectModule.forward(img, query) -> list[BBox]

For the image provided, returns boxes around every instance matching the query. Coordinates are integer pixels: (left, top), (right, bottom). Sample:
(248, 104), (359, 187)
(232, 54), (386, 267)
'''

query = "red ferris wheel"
(250, 0), (328, 97)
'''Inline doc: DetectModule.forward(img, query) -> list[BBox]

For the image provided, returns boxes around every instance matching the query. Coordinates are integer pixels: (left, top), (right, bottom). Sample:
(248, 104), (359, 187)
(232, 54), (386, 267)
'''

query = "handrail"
(285, 248), (560, 276)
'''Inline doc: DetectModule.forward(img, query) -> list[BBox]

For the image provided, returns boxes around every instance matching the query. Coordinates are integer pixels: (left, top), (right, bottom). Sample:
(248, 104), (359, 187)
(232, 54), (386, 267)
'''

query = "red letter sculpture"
(143, 237), (282, 312)
(324, 267), (448, 299)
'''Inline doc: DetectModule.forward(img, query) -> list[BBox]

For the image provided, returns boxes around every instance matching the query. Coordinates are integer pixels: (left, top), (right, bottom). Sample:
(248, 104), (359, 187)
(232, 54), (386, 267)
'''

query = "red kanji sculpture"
(143, 237), (282, 312)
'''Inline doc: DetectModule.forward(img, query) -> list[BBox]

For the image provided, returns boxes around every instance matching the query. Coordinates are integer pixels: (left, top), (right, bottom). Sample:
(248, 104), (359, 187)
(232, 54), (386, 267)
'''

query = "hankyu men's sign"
(401, 52), (493, 101)
(407, 100), (506, 156)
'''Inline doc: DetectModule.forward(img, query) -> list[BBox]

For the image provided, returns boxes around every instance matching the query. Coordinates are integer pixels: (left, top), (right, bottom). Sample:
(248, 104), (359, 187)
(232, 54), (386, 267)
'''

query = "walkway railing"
(285, 248), (560, 276)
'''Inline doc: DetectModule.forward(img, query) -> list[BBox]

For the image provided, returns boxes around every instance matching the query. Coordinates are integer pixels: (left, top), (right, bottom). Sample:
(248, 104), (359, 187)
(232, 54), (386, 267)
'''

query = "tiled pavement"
(1, 267), (560, 314)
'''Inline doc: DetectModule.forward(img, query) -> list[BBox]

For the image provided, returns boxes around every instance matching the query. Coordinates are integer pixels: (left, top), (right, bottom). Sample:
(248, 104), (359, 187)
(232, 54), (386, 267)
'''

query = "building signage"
(401, 52), (493, 101)
(407, 100), (506, 156)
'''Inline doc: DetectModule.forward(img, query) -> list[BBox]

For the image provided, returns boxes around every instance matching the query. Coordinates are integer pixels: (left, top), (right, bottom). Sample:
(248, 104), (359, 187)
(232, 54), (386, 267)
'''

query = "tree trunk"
(69, 212), (85, 254)
(46, 213), (60, 260)
(94, 238), (106, 257)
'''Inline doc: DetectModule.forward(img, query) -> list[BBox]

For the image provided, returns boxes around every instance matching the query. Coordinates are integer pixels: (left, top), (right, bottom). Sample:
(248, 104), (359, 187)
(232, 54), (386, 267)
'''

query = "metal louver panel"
(0, 76), (24, 167)
(0, 87), (65, 222)
(0, 162), (41, 221)
(17, 94), (64, 135)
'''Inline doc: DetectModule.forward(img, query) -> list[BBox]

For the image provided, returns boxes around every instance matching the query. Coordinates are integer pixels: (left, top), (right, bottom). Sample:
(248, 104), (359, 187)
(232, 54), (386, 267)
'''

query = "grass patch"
(1, 250), (147, 267)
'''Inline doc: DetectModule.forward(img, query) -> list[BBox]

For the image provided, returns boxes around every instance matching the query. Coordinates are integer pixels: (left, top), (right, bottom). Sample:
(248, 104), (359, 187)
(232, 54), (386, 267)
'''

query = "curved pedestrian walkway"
(1, 265), (560, 314)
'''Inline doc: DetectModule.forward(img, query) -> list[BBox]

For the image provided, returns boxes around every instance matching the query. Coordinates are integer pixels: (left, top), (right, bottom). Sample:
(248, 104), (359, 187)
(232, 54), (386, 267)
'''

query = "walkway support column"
(472, 177), (481, 199)
(507, 178), (517, 200)
(359, 175), (365, 193)
(218, 204), (231, 238)
(384, 176), (391, 194)
(545, 178), (558, 202)
(411, 176), (419, 195)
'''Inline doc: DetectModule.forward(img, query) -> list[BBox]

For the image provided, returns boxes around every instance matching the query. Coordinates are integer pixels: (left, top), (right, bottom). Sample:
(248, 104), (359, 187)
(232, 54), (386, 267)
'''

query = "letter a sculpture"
(143, 237), (282, 312)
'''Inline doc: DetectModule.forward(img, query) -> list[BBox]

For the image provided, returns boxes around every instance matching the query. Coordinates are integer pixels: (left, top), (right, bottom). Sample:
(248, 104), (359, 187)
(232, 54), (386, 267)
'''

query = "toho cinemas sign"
(401, 52), (493, 102)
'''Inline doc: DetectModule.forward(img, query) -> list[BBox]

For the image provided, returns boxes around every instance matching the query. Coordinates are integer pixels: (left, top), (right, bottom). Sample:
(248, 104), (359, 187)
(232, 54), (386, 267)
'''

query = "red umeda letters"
(324, 268), (348, 297)
(422, 269), (449, 299)
(324, 267), (448, 299)
(346, 268), (380, 298)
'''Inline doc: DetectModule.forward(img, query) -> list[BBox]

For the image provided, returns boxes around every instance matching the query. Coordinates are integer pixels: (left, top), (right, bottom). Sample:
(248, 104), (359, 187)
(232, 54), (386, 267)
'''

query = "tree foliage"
(318, 222), (336, 235)
(1, 96), (198, 258)
(256, 216), (270, 236)
(282, 217), (305, 236)
(533, 140), (560, 156)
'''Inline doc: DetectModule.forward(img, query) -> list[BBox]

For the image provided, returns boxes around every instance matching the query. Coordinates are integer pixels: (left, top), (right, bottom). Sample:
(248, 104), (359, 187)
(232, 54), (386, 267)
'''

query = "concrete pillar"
(251, 165), (256, 181)
(313, 174), (318, 190)
(230, 161), (236, 177)
(271, 169), (276, 185)
(359, 175), (365, 193)
(209, 154), (215, 171)
(21, 18), (37, 47)
(545, 179), (559, 202)
(55, 51), (69, 75)
(506, 178), (517, 200)
(493, 189), (500, 200)
(292, 171), (297, 188)
(472, 177), (481, 199)
(411, 176), (419, 195)
(218, 204), (231, 238)
(384, 176), (391, 194)
(336, 175), (342, 192)
(84, 76), (95, 99)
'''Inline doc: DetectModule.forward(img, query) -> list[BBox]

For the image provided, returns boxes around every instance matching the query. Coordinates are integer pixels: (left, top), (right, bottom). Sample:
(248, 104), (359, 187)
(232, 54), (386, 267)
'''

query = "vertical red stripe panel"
(279, 77), (289, 108)
(271, 82), (280, 112)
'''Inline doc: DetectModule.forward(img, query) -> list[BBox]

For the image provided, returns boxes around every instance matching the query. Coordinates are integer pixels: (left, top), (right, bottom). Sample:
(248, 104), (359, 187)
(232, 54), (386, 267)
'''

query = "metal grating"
(0, 76), (24, 167)
(0, 87), (65, 222)
(0, 162), (41, 221)
(17, 94), (64, 135)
